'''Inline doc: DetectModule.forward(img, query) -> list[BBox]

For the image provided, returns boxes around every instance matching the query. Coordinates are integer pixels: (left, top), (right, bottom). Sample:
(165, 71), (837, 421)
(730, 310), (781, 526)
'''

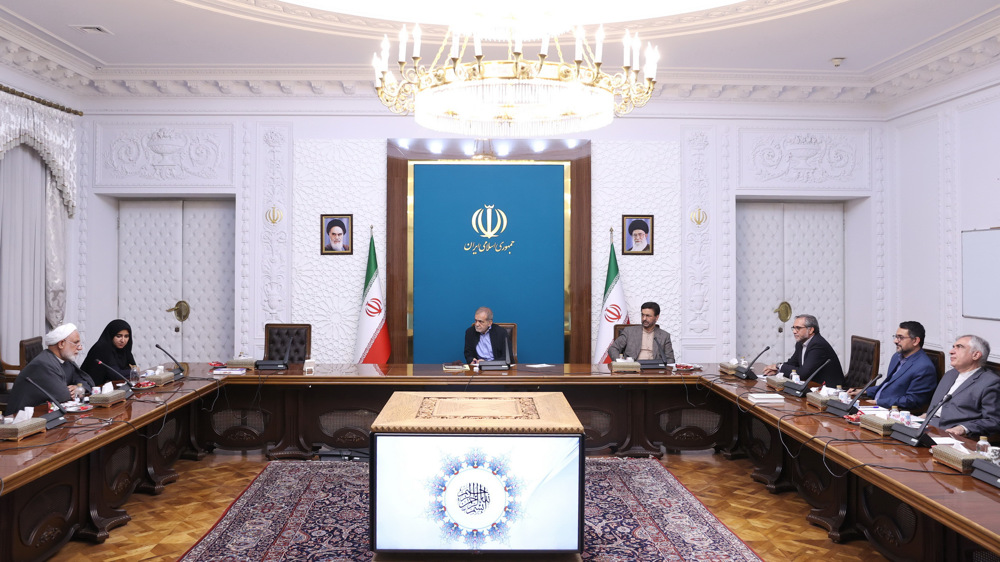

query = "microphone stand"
(781, 358), (832, 398)
(890, 394), (952, 447)
(96, 360), (135, 399)
(735, 346), (770, 380)
(827, 372), (880, 416)
(25, 377), (69, 429)
(155, 344), (185, 380)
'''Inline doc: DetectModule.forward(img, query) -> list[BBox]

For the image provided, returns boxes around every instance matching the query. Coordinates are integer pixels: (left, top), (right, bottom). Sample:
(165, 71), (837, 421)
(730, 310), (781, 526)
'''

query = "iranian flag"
(593, 242), (629, 363)
(353, 234), (390, 363)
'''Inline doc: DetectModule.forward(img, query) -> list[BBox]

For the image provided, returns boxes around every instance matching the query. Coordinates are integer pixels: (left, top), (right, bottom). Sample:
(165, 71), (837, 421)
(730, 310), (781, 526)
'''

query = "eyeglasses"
(791, 326), (807, 331)
(892, 335), (912, 341)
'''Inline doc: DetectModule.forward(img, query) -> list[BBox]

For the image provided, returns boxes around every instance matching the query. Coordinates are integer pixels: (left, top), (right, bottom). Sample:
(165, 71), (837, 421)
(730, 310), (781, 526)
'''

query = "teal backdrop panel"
(412, 163), (565, 363)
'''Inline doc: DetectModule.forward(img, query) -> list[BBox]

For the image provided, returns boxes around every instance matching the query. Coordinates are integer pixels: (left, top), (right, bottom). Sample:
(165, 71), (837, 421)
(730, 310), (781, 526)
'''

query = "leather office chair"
(844, 335), (880, 389)
(493, 322), (517, 364)
(20, 337), (43, 366)
(923, 349), (946, 381)
(263, 324), (311, 363)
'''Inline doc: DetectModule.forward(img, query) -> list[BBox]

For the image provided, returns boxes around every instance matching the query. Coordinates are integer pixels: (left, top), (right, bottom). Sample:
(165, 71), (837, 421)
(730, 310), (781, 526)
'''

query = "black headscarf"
(81, 319), (136, 386)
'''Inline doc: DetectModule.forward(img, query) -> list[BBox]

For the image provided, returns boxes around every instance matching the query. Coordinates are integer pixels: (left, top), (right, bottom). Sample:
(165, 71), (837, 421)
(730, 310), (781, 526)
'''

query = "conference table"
(2, 363), (999, 561)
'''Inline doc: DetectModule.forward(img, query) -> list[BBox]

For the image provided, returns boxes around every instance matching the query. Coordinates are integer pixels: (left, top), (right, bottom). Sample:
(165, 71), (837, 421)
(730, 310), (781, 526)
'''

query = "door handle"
(167, 300), (190, 322)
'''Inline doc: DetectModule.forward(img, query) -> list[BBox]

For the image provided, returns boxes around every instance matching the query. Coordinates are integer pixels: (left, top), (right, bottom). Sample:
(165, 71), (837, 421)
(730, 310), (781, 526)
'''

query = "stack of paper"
(747, 393), (785, 404)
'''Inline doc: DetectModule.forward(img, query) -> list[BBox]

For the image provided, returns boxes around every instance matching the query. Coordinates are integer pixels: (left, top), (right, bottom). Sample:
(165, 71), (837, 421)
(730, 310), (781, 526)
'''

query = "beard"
(329, 242), (344, 251)
(632, 239), (647, 251)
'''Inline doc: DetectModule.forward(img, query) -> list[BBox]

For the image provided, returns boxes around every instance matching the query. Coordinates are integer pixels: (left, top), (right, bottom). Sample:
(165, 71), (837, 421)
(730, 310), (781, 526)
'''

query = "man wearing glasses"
(847, 321), (937, 412)
(763, 314), (844, 387)
(927, 335), (1000, 438)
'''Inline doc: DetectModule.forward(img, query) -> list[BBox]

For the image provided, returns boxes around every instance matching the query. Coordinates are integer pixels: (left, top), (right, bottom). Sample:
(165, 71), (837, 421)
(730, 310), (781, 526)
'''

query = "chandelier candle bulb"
(575, 27), (583, 61)
(623, 30), (631, 67)
(372, 53), (381, 81)
(595, 25), (604, 64)
(412, 24), (421, 59)
(475, 33), (482, 57)
(450, 30), (459, 59)
(398, 26), (407, 63)
(540, 34), (549, 57)
(514, 33), (521, 55)
(381, 35), (391, 68)
(632, 35), (641, 72)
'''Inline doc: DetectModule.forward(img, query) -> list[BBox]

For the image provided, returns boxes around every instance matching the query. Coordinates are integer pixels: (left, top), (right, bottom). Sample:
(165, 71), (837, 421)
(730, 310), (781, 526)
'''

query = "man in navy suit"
(849, 321), (937, 412)
(927, 334), (1000, 438)
(763, 314), (844, 387)
(463, 306), (511, 365)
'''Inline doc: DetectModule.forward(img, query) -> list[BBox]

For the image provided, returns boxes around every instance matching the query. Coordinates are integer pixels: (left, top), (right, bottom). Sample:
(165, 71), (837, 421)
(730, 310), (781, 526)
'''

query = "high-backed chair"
(923, 349), (946, 381)
(493, 322), (517, 364)
(20, 336), (44, 366)
(844, 335), (880, 389)
(263, 324), (311, 363)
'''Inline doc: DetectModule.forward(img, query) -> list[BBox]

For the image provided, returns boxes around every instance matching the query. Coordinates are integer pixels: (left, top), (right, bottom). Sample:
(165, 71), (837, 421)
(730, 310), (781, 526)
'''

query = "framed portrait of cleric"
(622, 215), (653, 255)
(320, 214), (353, 255)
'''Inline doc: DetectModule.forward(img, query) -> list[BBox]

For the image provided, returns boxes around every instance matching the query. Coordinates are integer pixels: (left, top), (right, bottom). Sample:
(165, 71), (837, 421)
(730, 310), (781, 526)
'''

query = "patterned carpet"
(182, 457), (760, 561)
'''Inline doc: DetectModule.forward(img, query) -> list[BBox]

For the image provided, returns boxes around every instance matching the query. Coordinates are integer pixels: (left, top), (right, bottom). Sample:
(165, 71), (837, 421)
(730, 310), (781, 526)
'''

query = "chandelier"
(372, 23), (659, 137)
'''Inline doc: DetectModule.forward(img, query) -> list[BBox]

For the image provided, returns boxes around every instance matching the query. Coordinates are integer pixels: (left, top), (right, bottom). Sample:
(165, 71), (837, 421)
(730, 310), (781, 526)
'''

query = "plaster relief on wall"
(96, 124), (233, 186)
(739, 130), (870, 189)
(257, 125), (291, 326)
(683, 130), (714, 336)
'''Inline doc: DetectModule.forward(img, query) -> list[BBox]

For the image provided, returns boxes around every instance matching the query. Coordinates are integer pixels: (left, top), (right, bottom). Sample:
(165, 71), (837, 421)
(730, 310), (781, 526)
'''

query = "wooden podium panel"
(371, 391), (584, 434)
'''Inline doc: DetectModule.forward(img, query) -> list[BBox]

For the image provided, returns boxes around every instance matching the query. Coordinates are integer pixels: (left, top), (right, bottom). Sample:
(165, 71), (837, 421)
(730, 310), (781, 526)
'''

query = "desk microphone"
(25, 377), (68, 429)
(735, 345), (770, 380)
(155, 343), (185, 379)
(96, 360), (135, 398)
(781, 358), (832, 398)
(827, 371), (880, 416)
(890, 393), (952, 448)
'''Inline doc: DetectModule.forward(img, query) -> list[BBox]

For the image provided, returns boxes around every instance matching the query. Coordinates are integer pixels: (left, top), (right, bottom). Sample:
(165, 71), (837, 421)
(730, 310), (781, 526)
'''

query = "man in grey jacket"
(927, 334), (1000, 438)
(606, 301), (675, 363)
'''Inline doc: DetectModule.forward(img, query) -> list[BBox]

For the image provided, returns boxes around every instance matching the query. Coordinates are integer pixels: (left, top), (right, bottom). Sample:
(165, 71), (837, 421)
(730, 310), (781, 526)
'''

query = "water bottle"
(837, 385), (850, 403)
(977, 436), (991, 454)
(889, 405), (900, 421)
(129, 366), (140, 385)
(790, 369), (800, 384)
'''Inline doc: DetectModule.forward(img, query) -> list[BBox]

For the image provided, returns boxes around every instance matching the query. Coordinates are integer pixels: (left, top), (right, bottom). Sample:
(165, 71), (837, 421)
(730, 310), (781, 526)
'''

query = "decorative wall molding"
(238, 121), (253, 356)
(682, 129), (714, 338)
(738, 128), (870, 190)
(940, 109), (959, 345)
(2, 28), (999, 105)
(872, 127), (887, 365)
(256, 124), (292, 332)
(95, 123), (234, 187)
(76, 120), (91, 338)
(718, 127), (733, 358)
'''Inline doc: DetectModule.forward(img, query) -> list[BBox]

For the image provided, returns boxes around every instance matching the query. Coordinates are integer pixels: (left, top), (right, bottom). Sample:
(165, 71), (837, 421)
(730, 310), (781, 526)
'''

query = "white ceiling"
(1, 0), (999, 104)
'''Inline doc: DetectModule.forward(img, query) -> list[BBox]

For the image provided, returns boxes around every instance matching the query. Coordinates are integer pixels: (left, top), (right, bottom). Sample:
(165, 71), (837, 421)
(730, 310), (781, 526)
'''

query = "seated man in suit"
(4, 323), (96, 415)
(848, 321), (937, 412)
(763, 314), (845, 387)
(606, 301), (675, 363)
(927, 334), (1000, 438)
(463, 307), (511, 365)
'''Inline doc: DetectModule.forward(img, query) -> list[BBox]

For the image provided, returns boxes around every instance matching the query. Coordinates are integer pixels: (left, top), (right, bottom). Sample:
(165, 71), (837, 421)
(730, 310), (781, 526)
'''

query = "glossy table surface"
(1, 362), (999, 553)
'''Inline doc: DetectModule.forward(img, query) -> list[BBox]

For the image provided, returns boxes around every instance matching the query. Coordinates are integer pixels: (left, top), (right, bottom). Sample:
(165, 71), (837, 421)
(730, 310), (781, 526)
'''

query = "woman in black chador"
(81, 319), (136, 386)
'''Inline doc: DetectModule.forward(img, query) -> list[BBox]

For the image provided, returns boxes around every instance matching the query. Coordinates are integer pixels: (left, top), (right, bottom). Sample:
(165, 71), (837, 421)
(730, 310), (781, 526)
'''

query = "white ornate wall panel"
(291, 139), (386, 362)
(95, 124), (234, 188)
(253, 123), (293, 356)
(182, 200), (236, 361)
(735, 202), (846, 365)
(681, 129), (717, 357)
(591, 141), (682, 359)
(738, 129), (870, 191)
(118, 200), (183, 366)
(939, 109), (960, 347)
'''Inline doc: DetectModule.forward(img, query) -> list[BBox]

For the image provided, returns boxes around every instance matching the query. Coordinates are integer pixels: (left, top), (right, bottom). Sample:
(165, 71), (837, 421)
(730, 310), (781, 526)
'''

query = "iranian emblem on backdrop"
(464, 204), (516, 255)
(604, 304), (622, 323)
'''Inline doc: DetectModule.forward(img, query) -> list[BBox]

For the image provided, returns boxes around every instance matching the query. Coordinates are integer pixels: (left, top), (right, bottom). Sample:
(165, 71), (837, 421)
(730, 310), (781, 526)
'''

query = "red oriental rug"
(182, 457), (760, 561)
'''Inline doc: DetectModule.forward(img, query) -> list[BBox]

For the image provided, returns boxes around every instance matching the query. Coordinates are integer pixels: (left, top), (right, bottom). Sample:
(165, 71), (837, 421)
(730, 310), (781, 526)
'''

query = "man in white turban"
(4, 323), (95, 415)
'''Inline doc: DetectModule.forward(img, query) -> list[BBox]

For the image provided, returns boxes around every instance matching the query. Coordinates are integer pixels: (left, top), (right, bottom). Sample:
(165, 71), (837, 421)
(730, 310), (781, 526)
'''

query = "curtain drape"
(0, 144), (47, 362)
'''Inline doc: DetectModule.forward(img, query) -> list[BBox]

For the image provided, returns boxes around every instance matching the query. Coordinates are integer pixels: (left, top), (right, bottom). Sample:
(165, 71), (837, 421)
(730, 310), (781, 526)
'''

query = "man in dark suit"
(849, 321), (937, 412)
(463, 306), (511, 365)
(606, 301), (675, 363)
(927, 334), (1000, 438)
(763, 314), (844, 387)
(4, 323), (95, 415)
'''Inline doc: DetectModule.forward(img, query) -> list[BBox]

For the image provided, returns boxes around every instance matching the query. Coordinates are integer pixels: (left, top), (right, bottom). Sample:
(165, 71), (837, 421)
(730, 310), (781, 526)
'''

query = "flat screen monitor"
(370, 433), (583, 553)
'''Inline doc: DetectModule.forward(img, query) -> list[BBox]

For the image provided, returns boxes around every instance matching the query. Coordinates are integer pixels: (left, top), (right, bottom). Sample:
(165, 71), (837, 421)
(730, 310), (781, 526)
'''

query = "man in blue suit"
(849, 321), (938, 412)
